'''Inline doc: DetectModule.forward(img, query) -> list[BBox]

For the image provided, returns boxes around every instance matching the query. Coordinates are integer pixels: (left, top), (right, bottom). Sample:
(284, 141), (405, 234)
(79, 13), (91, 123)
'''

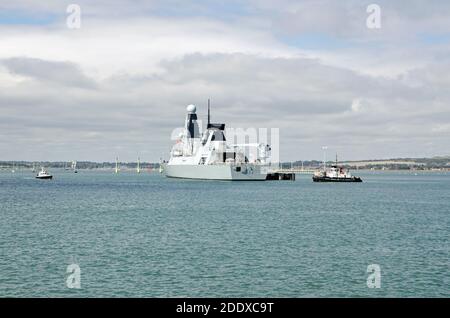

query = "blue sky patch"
(0, 10), (57, 25)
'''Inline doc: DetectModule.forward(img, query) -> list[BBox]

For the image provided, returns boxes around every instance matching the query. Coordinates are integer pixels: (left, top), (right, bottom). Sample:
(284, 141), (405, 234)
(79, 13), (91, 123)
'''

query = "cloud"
(0, 1), (449, 161)
(0, 16), (299, 80)
(1, 57), (97, 88)
(1, 52), (449, 161)
(249, 0), (450, 38)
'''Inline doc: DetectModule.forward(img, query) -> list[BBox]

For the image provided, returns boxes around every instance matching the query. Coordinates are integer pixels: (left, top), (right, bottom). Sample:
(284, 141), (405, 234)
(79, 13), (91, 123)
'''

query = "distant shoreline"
(1, 156), (449, 172)
(1, 168), (449, 173)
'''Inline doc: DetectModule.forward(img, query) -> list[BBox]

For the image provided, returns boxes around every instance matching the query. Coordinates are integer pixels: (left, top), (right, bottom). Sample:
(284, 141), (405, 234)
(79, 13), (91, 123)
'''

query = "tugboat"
(36, 167), (53, 180)
(313, 154), (362, 182)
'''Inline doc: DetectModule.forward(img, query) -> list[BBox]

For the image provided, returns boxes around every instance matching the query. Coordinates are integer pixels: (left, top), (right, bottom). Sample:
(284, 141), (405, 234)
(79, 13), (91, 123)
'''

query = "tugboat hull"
(313, 176), (362, 182)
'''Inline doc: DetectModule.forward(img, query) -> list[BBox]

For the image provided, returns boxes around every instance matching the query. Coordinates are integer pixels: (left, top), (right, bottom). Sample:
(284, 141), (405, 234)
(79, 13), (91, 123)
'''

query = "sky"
(0, 0), (449, 162)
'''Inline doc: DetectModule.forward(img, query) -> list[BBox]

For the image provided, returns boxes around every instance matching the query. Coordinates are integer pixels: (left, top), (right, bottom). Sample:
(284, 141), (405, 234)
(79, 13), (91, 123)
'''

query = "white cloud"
(0, 15), (301, 79)
(351, 98), (361, 112)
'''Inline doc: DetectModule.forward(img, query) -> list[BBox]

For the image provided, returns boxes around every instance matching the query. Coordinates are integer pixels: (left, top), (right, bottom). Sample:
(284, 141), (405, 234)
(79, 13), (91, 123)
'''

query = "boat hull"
(164, 164), (268, 181)
(313, 176), (362, 182)
(36, 175), (53, 180)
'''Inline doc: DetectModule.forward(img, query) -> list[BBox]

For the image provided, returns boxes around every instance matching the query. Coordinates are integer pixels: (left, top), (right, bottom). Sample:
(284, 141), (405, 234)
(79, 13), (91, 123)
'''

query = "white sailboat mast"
(322, 146), (328, 170)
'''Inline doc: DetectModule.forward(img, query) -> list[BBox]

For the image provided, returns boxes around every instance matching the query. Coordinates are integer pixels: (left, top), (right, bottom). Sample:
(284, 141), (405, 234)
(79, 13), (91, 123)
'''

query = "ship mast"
(137, 157), (141, 174)
(208, 98), (211, 127)
(115, 157), (119, 174)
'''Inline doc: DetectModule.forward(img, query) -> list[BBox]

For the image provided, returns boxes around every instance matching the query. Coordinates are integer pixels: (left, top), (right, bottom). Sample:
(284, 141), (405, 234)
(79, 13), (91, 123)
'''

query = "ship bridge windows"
(222, 152), (236, 162)
(211, 130), (226, 141)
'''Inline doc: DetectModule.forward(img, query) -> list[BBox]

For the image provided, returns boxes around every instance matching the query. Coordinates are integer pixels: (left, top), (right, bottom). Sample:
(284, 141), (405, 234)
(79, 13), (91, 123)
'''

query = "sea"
(0, 170), (449, 297)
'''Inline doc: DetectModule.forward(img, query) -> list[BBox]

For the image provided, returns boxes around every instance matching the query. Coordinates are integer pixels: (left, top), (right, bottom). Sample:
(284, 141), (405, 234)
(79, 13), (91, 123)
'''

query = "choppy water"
(0, 170), (449, 297)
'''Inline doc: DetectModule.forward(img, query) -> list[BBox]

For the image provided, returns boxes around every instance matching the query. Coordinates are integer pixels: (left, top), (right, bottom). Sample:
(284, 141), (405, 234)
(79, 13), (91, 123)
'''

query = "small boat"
(71, 160), (78, 173)
(36, 168), (53, 179)
(313, 154), (362, 182)
(313, 169), (362, 182)
(114, 157), (119, 174)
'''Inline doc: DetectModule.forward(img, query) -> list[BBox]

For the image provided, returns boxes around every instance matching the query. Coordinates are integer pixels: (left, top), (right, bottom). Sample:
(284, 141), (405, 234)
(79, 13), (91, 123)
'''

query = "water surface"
(0, 170), (449, 297)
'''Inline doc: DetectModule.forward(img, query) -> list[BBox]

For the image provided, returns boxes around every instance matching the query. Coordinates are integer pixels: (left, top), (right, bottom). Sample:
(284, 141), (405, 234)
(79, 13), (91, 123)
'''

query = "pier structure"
(273, 168), (317, 175)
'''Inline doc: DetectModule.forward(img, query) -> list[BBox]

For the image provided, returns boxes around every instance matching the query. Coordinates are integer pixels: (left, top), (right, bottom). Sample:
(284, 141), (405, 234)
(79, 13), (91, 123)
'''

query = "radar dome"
(186, 104), (196, 113)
